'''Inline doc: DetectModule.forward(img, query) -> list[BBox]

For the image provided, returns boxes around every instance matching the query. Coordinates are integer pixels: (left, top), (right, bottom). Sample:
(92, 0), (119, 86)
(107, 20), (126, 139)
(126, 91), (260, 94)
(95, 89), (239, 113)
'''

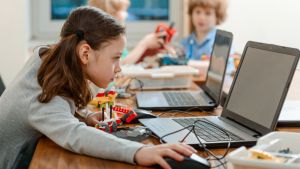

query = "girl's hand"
(140, 32), (166, 50)
(134, 143), (197, 169)
(85, 112), (102, 126)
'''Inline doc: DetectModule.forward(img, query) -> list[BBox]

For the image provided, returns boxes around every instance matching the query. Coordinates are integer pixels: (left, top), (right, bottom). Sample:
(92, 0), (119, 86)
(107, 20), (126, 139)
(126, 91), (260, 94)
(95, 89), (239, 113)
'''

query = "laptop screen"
(225, 47), (297, 129)
(205, 32), (232, 101)
(0, 76), (5, 97)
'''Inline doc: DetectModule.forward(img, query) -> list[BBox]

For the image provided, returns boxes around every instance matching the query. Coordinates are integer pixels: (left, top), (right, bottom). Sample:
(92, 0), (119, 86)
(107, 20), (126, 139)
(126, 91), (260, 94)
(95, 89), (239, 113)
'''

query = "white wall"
(0, 1), (29, 85)
(219, 0), (300, 54)
(1, 0), (299, 86)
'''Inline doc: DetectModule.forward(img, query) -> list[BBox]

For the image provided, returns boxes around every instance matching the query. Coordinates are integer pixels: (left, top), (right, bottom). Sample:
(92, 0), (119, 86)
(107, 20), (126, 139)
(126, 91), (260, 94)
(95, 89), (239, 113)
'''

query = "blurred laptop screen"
(206, 34), (232, 99)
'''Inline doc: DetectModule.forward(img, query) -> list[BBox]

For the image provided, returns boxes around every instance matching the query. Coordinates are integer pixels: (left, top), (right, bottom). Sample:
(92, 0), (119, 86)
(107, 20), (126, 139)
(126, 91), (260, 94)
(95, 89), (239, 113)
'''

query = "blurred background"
(0, 0), (300, 85)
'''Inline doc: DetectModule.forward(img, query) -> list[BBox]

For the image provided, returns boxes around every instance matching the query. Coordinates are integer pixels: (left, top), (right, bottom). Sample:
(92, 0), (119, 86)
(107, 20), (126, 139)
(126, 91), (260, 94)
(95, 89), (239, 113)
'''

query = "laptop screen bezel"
(201, 29), (233, 105)
(221, 41), (300, 135)
(0, 75), (5, 97)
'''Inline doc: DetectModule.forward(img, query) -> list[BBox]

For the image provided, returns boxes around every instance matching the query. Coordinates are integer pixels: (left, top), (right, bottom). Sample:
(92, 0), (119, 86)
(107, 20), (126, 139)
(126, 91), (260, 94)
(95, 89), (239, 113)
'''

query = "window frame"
(31, 0), (184, 47)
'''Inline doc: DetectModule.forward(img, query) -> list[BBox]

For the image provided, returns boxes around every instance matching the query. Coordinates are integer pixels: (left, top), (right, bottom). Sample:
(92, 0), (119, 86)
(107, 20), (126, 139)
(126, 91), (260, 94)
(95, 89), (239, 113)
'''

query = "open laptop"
(0, 75), (5, 97)
(140, 41), (300, 148)
(136, 29), (233, 111)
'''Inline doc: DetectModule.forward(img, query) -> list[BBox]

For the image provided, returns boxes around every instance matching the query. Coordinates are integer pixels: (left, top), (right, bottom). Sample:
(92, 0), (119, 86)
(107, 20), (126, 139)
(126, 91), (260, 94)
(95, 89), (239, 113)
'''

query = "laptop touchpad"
(137, 92), (169, 107)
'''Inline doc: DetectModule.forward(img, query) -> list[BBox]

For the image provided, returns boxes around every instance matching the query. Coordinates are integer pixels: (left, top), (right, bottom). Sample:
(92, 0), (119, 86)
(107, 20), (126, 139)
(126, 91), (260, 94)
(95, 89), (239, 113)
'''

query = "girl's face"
(78, 35), (126, 88)
(192, 6), (217, 33)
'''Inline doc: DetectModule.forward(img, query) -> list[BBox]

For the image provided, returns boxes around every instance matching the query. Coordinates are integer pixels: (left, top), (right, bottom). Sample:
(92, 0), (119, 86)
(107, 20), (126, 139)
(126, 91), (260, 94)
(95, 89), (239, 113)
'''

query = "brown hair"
(37, 6), (125, 109)
(88, 0), (130, 15)
(188, 0), (227, 32)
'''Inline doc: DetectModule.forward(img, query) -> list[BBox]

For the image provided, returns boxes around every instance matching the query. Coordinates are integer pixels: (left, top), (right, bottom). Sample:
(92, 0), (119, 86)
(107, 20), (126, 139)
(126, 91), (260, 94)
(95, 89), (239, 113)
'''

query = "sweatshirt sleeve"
(28, 96), (144, 164)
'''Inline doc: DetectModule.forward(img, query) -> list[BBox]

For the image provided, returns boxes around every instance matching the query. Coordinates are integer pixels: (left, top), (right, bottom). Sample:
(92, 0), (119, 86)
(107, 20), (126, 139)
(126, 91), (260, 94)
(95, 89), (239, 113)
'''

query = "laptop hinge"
(224, 117), (263, 137)
(201, 85), (217, 104)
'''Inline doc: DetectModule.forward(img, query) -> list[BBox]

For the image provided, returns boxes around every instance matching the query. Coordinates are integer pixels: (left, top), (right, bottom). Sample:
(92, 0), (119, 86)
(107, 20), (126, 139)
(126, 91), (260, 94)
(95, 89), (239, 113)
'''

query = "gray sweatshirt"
(0, 47), (144, 169)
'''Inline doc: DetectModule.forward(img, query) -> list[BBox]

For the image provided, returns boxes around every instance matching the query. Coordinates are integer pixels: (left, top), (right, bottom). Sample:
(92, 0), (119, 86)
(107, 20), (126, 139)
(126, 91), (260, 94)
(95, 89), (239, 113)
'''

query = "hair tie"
(76, 29), (84, 40)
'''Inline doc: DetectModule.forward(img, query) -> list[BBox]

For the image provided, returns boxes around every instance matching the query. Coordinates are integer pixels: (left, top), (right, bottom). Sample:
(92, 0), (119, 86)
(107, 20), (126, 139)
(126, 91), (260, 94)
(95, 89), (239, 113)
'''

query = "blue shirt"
(181, 28), (235, 73)
(181, 28), (217, 60)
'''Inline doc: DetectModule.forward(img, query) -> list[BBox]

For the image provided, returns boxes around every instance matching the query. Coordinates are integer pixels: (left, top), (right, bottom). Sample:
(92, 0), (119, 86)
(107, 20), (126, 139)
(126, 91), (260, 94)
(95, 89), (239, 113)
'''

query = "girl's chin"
(93, 82), (108, 89)
(92, 79), (114, 89)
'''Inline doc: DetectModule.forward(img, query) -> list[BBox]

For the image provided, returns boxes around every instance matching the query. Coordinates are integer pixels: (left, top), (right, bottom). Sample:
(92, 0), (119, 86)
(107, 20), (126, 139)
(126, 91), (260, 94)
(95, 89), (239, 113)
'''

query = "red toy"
(113, 107), (137, 124)
(155, 22), (176, 44)
(93, 90), (137, 133)
(136, 22), (176, 63)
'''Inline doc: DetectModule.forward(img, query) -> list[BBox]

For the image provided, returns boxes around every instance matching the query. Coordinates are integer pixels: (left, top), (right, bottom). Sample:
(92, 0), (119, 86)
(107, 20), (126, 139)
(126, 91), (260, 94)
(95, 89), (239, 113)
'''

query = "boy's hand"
(134, 143), (197, 169)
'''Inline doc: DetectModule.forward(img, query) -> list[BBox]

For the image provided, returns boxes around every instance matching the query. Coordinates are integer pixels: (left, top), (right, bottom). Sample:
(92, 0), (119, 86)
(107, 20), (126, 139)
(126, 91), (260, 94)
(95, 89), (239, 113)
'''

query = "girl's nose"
(114, 64), (122, 74)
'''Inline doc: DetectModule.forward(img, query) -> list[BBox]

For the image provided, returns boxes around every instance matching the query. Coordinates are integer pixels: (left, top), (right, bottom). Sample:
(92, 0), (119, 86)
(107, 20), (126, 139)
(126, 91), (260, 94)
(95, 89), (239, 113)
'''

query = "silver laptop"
(140, 41), (300, 148)
(136, 30), (233, 111)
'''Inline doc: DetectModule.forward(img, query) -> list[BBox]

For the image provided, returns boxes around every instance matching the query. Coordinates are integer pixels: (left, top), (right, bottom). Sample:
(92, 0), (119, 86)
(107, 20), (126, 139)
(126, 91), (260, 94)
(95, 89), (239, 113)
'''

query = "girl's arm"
(28, 96), (197, 169)
(121, 32), (165, 65)
(75, 109), (102, 127)
(28, 96), (144, 164)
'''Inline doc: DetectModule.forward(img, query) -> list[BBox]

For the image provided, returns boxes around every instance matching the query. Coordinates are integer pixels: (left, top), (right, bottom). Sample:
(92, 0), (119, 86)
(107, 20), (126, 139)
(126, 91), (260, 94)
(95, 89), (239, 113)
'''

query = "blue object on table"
(160, 55), (188, 66)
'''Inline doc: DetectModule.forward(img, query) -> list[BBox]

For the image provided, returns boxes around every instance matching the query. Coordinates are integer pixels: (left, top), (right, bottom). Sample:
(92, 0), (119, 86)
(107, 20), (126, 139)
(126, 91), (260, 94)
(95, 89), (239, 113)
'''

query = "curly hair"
(188, 0), (228, 26)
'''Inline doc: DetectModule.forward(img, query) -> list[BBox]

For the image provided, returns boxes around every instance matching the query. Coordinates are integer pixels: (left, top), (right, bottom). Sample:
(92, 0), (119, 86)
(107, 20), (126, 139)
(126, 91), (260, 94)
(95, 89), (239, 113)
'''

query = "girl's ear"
(78, 42), (91, 65)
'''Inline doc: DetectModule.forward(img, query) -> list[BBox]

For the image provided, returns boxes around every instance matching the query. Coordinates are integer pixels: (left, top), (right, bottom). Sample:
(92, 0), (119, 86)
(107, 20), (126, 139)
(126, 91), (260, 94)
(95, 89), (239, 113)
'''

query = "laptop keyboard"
(163, 92), (201, 106)
(173, 118), (244, 142)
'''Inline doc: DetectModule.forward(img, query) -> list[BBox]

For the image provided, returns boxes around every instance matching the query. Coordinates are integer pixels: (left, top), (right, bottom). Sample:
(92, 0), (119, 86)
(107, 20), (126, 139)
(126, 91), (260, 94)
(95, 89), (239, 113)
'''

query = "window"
(51, 0), (87, 20)
(127, 0), (169, 21)
(31, 0), (183, 47)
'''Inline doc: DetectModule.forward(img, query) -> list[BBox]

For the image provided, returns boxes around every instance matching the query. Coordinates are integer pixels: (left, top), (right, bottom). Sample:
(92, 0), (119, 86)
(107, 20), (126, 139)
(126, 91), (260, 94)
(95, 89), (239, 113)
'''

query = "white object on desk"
(120, 65), (199, 90)
(279, 100), (300, 122)
(187, 60), (209, 76)
(227, 132), (300, 169)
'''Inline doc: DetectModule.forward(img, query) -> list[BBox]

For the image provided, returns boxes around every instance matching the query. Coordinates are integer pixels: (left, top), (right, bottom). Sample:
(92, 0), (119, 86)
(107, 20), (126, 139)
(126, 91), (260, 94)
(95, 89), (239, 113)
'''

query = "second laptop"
(136, 29), (233, 111)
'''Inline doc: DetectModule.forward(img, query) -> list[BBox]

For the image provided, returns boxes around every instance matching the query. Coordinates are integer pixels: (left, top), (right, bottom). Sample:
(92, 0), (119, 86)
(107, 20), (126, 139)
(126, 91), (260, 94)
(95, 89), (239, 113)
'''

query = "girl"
(0, 7), (196, 169)
(89, 0), (166, 64)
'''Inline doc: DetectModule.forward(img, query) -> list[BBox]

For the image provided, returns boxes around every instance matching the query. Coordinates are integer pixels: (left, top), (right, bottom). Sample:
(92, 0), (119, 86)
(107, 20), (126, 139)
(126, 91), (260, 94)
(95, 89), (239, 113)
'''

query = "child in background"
(89, 0), (166, 64)
(181, 0), (228, 60)
(0, 7), (196, 169)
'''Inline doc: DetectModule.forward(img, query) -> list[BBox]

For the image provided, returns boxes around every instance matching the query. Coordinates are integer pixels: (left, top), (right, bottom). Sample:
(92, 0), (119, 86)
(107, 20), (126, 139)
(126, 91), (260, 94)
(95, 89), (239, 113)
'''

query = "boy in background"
(181, 0), (228, 60)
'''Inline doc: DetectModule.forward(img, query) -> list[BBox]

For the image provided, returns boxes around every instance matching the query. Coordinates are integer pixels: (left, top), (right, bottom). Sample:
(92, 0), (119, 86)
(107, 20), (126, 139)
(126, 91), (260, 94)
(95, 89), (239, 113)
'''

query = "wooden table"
(29, 70), (300, 169)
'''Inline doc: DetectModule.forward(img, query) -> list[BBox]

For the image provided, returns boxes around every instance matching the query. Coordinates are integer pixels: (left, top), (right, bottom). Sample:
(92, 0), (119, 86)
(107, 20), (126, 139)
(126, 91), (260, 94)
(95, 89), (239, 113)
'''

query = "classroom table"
(29, 70), (300, 169)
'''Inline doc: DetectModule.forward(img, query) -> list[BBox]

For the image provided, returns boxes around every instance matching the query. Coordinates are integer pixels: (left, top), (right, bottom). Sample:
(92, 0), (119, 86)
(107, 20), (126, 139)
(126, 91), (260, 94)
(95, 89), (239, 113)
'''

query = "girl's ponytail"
(38, 33), (90, 108)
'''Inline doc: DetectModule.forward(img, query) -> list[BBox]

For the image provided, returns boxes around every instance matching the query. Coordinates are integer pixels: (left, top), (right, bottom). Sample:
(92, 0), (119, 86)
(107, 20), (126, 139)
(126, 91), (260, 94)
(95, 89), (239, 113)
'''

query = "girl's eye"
(113, 56), (121, 61)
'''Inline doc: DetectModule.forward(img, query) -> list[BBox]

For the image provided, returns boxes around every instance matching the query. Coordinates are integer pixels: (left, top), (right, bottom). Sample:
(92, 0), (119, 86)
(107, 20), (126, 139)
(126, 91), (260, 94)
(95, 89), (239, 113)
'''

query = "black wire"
(180, 125), (195, 143)
(112, 77), (144, 98)
(193, 119), (231, 159)
(159, 124), (195, 144)
(178, 123), (225, 168)
(159, 119), (232, 169)
(192, 119), (231, 168)
(210, 160), (228, 169)
(125, 77), (144, 92)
